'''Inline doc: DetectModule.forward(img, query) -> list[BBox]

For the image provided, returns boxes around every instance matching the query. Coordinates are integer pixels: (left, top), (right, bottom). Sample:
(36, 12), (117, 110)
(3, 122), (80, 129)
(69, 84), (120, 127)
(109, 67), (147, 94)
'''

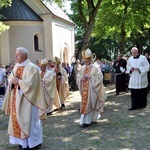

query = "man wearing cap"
(77, 48), (106, 127)
(39, 58), (61, 114)
(126, 47), (149, 110)
(1, 47), (46, 149)
(53, 57), (70, 108)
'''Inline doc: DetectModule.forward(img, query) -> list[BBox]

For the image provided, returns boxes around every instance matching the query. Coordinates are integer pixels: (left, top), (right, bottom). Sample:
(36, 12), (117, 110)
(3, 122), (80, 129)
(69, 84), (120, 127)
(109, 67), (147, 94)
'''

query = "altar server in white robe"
(77, 48), (106, 127)
(39, 58), (61, 114)
(1, 47), (47, 149)
(127, 47), (150, 110)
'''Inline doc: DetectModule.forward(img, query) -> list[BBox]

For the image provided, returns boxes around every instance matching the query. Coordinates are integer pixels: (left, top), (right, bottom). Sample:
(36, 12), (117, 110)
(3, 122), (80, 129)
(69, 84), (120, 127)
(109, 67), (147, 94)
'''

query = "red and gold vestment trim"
(81, 66), (92, 114)
(12, 66), (24, 138)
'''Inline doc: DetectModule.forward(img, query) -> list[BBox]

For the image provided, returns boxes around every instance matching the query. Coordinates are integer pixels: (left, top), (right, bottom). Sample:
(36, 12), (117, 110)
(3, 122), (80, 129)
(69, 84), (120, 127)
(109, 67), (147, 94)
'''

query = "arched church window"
(63, 47), (68, 63)
(34, 35), (38, 50)
(34, 33), (42, 52)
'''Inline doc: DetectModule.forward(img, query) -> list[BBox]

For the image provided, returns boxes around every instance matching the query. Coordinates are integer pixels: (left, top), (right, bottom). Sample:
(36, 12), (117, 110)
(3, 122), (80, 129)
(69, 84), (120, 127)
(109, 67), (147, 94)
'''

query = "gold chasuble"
(55, 67), (69, 103)
(40, 70), (61, 109)
(40, 71), (49, 107)
(77, 64), (106, 115)
(81, 66), (92, 114)
(2, 59), (46, 139)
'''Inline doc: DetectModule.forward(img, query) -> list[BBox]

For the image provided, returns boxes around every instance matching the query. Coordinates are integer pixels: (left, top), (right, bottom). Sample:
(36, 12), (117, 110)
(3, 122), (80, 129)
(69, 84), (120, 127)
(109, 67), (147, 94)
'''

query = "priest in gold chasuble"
(2, 47), (46, 149)
(53, 57), (70, 108)
(39, 58), (61, 114)
(77, 48), (106, 127)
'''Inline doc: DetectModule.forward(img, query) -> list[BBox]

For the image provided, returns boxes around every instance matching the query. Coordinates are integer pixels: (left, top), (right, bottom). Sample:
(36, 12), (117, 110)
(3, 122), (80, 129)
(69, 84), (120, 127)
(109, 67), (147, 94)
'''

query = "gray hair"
(16, 47), (29, 58)
(131, 47), (138, 52)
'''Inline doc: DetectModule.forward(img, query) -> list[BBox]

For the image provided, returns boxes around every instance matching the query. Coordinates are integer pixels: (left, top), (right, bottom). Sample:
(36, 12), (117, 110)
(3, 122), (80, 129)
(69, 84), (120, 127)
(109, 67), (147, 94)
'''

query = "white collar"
(18, 59), (28, 66)
(85, 64), (92, 68)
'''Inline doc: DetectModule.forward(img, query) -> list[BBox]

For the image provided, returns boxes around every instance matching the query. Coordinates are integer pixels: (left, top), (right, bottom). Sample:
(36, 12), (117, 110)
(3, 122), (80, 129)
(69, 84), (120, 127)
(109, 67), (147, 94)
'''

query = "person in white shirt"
(126, 47), (149, 110)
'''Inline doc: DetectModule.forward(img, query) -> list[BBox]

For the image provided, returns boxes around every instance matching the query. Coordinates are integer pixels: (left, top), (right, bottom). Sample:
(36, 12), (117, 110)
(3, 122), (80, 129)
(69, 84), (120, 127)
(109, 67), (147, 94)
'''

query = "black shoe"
(18, 145), (22, 150)
(18, 145), (29, 150)
(53, 108), (59, 111)
(59, 103), (65, 110)
(115, 93), (119, 95)
(29, 144), (41, 149)
(82, 123), (90, 127)
(128, 107), (137, 110)
(61, 103), (65, 108)
(47, 111), (53, 115)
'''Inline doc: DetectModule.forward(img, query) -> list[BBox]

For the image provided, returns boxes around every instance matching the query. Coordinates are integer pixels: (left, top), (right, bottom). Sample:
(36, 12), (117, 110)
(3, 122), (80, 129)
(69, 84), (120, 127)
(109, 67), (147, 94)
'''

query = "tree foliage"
(0, 0), (11, 6)
(0, 22), (9, 34)
(67, 0), (150, 59)
(69, 0), (103, 59)
(43, 0), (65, 8)
(94, 0), (150, 55)
(0, 0), (11, 34)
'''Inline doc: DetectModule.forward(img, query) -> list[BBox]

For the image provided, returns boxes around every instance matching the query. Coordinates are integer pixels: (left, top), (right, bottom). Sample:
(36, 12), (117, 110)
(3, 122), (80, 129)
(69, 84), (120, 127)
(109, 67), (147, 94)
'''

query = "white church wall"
(41, 14), (53, 61)
(0, 0), (75, 65)
(7, 21), (45, 64)
(0, 30), (10, 65)
(51, 17), (75, 64)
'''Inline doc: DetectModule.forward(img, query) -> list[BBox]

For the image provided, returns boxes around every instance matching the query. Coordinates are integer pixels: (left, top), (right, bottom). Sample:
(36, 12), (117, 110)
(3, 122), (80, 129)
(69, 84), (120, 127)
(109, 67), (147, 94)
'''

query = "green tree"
(69, 0), (103, 59)
(94, 0), (150, 54)
(0, 22), (9, 33)
(43, 0), (65, 8)
(0, 0), (11, 34)
(0, 0), (11, 6)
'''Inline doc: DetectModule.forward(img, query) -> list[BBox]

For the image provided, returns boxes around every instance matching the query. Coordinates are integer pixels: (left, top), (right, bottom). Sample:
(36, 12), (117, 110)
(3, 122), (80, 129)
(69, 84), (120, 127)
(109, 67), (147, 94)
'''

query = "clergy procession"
(0, 46), (150, 150)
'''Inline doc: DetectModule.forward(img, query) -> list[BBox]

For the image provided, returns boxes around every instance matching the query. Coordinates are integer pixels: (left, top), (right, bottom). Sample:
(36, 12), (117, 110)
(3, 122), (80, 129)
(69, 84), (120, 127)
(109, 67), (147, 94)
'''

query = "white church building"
(0, 0), (75, 65)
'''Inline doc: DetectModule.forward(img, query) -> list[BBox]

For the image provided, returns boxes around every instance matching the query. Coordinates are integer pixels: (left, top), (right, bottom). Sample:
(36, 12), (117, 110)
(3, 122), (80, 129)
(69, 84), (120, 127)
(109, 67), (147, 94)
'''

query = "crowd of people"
(0, 47), (106, 150)
(0, 62), (14, 99)
(0, 46), (150, 149)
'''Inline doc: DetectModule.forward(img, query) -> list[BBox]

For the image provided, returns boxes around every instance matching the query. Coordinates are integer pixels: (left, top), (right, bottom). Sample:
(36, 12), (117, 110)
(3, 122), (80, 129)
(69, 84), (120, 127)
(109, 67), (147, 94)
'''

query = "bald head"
(131, 47), (139, 57)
